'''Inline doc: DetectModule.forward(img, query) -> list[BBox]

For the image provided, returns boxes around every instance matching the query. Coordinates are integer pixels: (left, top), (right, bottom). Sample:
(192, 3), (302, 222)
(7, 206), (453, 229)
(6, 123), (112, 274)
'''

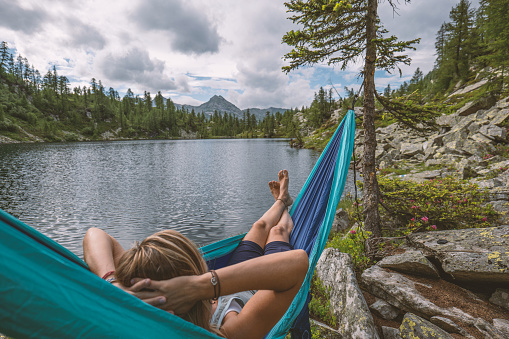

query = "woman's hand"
(126, 275), (209, 315)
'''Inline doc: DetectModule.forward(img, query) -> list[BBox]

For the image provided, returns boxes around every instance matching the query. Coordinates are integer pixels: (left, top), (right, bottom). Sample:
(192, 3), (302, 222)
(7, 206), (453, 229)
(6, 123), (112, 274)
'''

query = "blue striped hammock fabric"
(0, 110), (355, 339)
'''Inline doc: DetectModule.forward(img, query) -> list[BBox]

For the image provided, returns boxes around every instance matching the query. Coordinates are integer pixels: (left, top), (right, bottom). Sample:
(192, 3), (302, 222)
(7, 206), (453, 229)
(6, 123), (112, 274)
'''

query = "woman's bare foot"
(268, 181), (280, 200)
(277, 170), (293, 207)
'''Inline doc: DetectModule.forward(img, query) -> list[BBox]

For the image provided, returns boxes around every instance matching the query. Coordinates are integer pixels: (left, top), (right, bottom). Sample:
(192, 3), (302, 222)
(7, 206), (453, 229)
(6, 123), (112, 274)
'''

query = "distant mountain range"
(170, 95), (288, 120)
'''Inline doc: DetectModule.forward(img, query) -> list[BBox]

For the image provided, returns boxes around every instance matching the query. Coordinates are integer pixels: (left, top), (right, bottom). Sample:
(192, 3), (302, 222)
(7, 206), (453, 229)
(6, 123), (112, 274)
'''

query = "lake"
(0, 138), (356, 258)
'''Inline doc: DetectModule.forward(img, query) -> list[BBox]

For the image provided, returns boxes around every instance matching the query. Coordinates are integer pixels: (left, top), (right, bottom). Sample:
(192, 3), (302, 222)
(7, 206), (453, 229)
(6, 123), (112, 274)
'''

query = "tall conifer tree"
(282, 0), (419, 240)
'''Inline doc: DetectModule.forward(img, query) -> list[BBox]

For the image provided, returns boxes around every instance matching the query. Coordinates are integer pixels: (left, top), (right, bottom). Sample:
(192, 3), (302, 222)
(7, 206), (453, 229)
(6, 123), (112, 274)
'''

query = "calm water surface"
(0, 139), (356, 258)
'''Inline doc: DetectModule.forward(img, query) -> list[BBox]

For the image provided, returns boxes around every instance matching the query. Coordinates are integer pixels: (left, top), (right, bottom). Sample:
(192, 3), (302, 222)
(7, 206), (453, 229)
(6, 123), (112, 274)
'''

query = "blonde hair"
(116, 230), (218, 334)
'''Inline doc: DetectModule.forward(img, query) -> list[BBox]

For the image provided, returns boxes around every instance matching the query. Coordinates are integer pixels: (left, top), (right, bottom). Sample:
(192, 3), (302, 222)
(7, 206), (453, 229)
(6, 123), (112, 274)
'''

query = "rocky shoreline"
(314, 93), (509, 338)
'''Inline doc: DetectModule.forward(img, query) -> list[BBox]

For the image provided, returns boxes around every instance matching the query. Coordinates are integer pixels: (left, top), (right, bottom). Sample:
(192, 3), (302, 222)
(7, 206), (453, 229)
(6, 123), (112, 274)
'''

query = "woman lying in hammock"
(83, 169), (308, 339)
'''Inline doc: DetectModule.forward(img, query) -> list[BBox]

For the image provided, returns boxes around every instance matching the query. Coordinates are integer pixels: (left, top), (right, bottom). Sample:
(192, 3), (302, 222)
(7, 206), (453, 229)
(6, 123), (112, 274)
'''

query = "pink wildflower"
(482, 217), (488, 222)
(430, 225), (437, 230)
(411, 218), (415, 222)
(421, 216), (429, 223)
(350, 230), (356, 234)
(411, 205), (416, 209)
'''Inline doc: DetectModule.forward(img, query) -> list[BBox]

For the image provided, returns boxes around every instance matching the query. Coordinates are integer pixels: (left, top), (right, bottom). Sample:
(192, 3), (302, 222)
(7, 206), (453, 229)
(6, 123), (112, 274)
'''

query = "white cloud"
(0, 0), (476, 109)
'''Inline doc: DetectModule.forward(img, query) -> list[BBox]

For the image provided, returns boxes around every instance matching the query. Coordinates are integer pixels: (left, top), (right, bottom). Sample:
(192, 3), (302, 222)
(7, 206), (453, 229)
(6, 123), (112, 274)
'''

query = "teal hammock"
(0, 110), (355, 339)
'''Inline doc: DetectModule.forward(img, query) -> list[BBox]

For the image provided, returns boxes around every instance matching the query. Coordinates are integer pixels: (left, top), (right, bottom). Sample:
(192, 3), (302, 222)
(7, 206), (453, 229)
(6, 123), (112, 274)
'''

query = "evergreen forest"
(0, 0), (507, 144)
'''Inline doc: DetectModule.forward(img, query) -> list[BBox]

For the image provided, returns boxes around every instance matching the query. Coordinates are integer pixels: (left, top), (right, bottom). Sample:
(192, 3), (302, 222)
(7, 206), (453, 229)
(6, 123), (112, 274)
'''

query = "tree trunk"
(362, 0), (382, 240)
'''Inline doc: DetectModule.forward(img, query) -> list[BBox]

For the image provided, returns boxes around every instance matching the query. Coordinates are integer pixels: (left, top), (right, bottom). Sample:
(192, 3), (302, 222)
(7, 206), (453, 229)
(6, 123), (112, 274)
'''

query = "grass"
(309, 275), (337, 329)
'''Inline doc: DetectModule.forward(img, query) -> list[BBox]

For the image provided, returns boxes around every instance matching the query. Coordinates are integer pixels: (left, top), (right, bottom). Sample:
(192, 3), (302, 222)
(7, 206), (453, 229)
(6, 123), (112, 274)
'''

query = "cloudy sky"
(0, 0), (479, 110)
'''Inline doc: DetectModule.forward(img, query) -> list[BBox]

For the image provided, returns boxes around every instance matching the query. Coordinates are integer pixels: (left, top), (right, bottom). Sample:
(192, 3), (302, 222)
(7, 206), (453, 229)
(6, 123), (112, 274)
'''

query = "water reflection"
(0, 139), (356, 258)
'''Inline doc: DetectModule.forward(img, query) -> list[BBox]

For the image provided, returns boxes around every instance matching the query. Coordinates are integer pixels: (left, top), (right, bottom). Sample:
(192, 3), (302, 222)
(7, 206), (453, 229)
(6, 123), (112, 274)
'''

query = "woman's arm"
(83, 227), (125, 278)
(135, 249), (308, 315)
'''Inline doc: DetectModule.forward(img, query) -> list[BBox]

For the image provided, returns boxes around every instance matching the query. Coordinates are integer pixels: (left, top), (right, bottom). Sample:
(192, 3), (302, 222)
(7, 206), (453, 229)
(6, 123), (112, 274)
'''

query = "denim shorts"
(227, 240), (294, 266)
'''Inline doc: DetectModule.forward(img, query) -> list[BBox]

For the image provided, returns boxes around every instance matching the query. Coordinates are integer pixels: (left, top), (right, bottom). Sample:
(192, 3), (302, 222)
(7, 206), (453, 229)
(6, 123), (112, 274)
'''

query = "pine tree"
(478, 0), (509, 89)
(0, 41), (9, 75)
(447, 0), (475, 79)
(282, 0), (419, 239)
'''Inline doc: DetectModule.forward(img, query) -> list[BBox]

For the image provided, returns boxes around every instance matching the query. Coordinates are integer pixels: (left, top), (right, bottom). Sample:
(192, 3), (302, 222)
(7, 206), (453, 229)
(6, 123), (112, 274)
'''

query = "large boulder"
(377, 250), (440, 279)
(369, 299), (400, 320)
(408, 226), (509, 283)
(400, 143), (423, 158)
(490, 288), (509, 311)
(331, 208), (349, 233)
(361, 265), (476, 324)
(479, 124), (507, 141)
(382, 326), (402, 339)
(491, 108), (509, 126)
(399, 313), (453, 339)
(316, 249), (379, 338)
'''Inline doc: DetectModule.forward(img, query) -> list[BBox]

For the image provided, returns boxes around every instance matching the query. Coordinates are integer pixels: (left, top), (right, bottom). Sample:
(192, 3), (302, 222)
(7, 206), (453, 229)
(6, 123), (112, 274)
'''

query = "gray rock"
(467, 121), (482, 134)
(496, 96), (509, 109)
(408, 226), (509, 283)
(489, 201), (509, 224)
(470, 132), (495, 144)
(429, 316), (462, 334)
(493, 319), (509, 337)
(377, 250), (440, 279)
(377, 123), (400, 136)
(436, 114), (460, 127)
(442, 128), (470, 145)
(310, 320), (342, 339)
(400, 143), (423, 157)
(414, 170), (442, 180)
(490, 288), (509, 311)
(455, 163), (478, 179)
(457, 101), (484, 116)
(480, 124), (507, 141)
(449, 79), (488, 96)
(399, 313), (453, 339)
(474, 318), (507, 339)
(476, 178), (503, 189)
(331, 208), (350, 233)
(361, 265), (476, 324)
(316, 249), (379, 338)
(369, 299), (400, 320)
(492, 108), (509, 126)
(490, 160), (509, 170)
(382, 326), (401, 339)
(425, 159), (444, 167)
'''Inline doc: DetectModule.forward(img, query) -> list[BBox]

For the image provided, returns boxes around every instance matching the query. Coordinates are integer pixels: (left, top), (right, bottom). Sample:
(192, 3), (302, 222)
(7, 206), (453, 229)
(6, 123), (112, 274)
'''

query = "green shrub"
(377, 176), (498, 235)
(81, 126), (94, 136)
(0, 120), (19, 132)
(326, 231), (371, 272)
(63, 132), (80, 142)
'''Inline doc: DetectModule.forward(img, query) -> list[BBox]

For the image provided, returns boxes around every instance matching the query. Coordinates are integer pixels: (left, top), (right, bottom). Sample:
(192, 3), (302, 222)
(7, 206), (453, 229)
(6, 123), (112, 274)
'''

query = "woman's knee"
(251, 220), (269, 233)
(268, 225), (288, 239)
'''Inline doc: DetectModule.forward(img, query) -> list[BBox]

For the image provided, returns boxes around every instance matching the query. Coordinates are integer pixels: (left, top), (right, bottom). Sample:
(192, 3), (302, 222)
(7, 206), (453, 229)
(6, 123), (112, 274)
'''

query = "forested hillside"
(385, 0), (508, 101)
(0, 45), (305, 142)
(1, 0), (507, 144)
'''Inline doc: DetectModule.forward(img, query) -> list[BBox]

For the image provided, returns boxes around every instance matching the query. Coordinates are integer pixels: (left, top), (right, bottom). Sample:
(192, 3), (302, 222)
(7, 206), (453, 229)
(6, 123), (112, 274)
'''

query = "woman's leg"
(241, 170), (292, 248)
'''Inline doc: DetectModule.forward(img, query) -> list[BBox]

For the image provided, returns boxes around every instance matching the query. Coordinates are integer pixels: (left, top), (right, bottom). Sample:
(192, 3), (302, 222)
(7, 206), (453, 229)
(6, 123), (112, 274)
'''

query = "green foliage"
(0, 120), (18, 133)
(309, 275), (337, 328)
(326, 230), (371, 272)
(282, 0), (419, 74)
(0, 40), (305, 142)
(378, 176), (498, 235)
(63, 132), (80, 142)
(375, 91), (442, 135)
